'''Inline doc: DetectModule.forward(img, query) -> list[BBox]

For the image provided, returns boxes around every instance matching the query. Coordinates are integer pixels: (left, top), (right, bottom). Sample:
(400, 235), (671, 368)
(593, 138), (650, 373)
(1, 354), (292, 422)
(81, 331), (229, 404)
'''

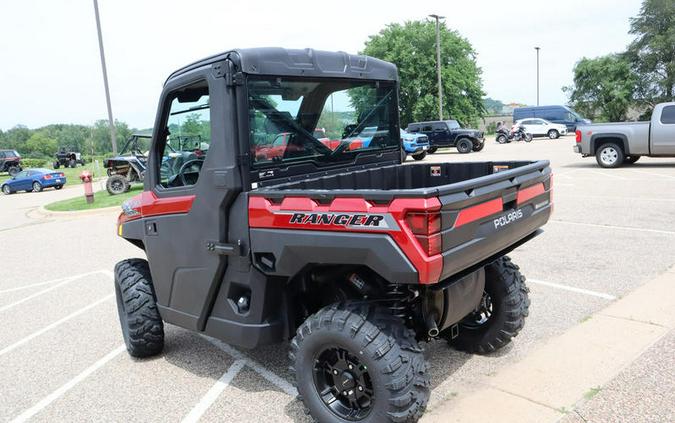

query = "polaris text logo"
(494, 209), (523, 229)
(284, 212), (400, 231)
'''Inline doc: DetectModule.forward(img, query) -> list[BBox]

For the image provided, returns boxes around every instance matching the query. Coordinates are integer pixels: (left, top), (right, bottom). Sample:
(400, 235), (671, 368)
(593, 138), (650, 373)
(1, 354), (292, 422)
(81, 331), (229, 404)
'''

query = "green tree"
(91, 120), (132, 154)
(564, 54), (636, 122)
(483, 98), (505, 115)
(627, 0), (675, 106)
(24, 132), (58, 157)
(360, 20), (485, 127)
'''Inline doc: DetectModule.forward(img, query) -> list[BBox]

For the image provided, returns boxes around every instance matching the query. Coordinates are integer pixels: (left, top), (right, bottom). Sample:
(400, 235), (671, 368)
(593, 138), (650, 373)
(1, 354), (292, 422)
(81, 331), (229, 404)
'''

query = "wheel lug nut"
(358, 386), (363, 391)
(333, 370), (338, 375)
(348, 364), (353, 370)
(342, 391), (347, 396)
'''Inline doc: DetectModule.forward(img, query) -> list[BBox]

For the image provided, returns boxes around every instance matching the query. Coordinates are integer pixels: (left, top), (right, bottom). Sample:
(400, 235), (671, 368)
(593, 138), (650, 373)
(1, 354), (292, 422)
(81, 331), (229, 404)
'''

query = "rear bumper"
(41, 178), (66, 187)
(573, 144), (581, 153)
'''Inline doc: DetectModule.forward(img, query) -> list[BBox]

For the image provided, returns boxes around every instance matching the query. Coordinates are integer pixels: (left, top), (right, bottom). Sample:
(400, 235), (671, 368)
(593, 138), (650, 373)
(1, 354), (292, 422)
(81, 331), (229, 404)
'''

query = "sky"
(0, 0), (643, 130)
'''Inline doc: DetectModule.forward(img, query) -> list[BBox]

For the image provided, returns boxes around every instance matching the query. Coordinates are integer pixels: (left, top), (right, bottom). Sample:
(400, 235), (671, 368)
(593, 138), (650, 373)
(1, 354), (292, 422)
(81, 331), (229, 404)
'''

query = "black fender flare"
(249, 228), (419, 284)
(590, 133), (630, 156)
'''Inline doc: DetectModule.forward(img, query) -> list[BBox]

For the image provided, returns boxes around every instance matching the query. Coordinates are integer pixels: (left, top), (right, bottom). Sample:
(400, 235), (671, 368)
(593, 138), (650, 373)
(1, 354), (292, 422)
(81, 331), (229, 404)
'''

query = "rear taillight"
(43, 174), (52, 180)
(575, 130), (581, 143)
(59, 173), (64, 177)
(405, 211), (442, 256)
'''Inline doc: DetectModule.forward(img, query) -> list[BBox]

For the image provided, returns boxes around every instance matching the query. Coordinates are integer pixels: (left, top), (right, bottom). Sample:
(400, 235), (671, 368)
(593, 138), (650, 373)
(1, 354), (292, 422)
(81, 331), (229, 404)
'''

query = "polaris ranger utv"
(114, 48), (552, 422)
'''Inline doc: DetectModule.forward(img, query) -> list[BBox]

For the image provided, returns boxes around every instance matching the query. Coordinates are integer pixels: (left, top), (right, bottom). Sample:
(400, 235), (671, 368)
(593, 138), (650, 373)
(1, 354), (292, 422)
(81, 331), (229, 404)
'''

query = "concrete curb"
(422, 268), (675, 422)
(36, 204), (120, 218)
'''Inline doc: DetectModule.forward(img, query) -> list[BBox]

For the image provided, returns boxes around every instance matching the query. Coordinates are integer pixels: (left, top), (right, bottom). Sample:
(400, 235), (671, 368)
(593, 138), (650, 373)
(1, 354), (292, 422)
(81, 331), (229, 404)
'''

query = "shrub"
(22, 158), (49, 168)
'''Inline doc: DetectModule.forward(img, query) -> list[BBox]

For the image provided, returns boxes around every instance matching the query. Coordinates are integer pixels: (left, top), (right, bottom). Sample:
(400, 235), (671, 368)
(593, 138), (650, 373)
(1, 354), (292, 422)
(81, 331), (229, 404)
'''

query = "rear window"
(660, 106), (675, 124)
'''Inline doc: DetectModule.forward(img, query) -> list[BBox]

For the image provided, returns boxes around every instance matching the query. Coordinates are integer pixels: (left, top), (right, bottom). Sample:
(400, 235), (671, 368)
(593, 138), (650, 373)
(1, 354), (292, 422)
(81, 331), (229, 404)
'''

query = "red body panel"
(117, 191), (195, 225)
(249, 196), (444, 284)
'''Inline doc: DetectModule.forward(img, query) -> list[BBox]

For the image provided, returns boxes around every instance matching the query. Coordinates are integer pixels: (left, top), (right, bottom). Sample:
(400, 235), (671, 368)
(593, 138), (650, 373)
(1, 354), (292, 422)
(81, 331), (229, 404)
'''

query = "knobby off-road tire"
(447, 256), (530, 354)
(456, 138), (472, 154)
(290, 303), (430, 422)
(107, 174), (130, 195)
(427, 147), (438, 154)
(472, 142), (485, 152)
(114, 258), (164, 358)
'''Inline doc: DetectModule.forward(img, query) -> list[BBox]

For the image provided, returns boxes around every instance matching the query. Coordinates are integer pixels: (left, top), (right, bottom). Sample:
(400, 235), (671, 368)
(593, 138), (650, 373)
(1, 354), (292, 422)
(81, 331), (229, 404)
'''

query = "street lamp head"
(534, 46), (541, 50)
(428, 14), (445, 19)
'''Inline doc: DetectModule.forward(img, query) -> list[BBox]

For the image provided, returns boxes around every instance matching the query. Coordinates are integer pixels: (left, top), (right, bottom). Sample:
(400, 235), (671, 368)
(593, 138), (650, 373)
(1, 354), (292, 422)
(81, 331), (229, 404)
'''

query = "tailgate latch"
(206, 240), (241, 256)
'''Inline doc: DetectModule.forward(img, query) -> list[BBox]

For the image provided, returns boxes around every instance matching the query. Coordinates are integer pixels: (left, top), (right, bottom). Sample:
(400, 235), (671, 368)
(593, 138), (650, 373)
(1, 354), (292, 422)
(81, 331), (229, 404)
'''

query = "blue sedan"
(2, 168), (66, 194)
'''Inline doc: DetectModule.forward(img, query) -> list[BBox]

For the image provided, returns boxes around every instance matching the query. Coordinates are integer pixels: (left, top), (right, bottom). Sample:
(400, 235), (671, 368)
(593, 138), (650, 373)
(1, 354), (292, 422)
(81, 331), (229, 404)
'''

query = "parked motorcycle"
(496, 125), (532, 143)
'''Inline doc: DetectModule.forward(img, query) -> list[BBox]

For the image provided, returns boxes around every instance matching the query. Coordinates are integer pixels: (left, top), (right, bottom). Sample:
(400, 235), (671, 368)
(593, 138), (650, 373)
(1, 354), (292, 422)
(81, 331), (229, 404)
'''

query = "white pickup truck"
(574, 102), (675, 168)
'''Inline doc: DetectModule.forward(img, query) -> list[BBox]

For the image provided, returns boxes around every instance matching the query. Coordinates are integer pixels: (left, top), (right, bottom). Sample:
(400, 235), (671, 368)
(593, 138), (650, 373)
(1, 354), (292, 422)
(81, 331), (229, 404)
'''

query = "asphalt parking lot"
(2, 135), (674, 422)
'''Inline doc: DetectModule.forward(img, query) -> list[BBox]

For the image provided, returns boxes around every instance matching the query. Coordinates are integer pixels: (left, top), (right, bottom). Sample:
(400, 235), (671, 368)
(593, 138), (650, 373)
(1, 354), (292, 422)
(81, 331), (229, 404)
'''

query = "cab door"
(143, 67), (241, 331)
(650, 104), (675, 155)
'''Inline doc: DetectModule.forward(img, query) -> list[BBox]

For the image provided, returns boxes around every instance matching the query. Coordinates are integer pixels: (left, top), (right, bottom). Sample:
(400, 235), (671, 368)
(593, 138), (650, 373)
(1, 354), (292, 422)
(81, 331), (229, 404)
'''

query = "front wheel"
(53, 162), (60, 169)
(547, 129), (559, 139)
(291, 303), (430, 422)
(496, 134), (508, 144)
(524, 133), (533, 142)
(412, 151), (427, 160)
(596, 143), (624, 168)
(444, 256), (530, 354)
(69, 159), (77, 168)
(2, 185), (11, 195)
(114, 259), (164, 357)
(456, 138), (473, 154)
(472, 142), (485, 152)
(428, 147), (438, 154)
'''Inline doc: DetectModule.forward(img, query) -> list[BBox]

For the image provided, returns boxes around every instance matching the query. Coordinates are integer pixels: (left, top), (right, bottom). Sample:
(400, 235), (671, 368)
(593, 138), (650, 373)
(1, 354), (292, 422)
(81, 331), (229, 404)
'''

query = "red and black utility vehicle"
(114, 48), (552, 422)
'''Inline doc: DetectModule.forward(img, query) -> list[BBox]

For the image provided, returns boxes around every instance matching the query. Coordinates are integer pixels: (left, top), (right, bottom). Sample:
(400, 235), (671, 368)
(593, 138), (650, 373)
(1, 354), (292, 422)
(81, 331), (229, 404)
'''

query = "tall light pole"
(534, 46), (540, 106)
(93, 0), (118, 155)
(429, 14), (445, 121)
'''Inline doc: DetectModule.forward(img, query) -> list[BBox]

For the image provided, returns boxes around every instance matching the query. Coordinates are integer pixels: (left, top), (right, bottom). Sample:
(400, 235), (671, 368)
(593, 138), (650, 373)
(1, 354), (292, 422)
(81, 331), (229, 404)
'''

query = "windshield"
(248, 77), (398, 170)
(446, 120), (460, 130)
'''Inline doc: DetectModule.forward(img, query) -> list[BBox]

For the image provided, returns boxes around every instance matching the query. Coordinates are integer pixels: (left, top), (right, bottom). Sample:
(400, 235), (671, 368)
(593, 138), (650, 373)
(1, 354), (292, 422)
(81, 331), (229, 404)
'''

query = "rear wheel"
(114, 258), (164, 358)
(53, 162), (60, 169)
(445, 256), (530, 354)
(291, 303), (430, 422)
(547, 129), (559, 139)
(55, 185), (63, 190)
(456, 138), (473, 154)
(32, 182), (43, 193)
(7, 166), (20, 177)
(412, 151), (427, 160)
(596, 143), (624, 168)
(106, 174), (130, 195)
(624, 155), (640, 165)
(524, 133), (533, 142)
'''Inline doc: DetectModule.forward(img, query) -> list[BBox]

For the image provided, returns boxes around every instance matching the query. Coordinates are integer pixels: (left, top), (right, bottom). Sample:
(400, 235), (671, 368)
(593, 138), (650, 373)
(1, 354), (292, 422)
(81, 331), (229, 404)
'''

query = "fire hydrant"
(80, 171), (94, 204)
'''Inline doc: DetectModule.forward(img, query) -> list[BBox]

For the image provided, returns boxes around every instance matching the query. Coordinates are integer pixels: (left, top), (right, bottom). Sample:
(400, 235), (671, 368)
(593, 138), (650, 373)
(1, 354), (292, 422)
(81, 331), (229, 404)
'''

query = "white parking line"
(528, 279), (616, 300)
(551, 219), (675, 236)
(590, 169), (629, 180)
(628, 169), (675, 180)
(10, 344), (126, 423)
(0, 270), (110, 313)
(202, 335), (297, 397)
(0, 294), (114, 357)
(181, 359), (247, 423)
(0, 276), (72, 295)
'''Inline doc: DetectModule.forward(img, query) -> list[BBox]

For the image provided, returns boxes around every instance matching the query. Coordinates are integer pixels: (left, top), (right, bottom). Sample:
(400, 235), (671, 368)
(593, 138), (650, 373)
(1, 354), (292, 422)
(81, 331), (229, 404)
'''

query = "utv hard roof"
(166, 48), (398, 84)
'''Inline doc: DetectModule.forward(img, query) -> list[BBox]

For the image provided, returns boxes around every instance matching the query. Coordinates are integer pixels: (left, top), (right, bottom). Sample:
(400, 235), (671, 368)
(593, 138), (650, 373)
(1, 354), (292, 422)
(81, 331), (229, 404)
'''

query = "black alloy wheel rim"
(462, 291), (493, 329)
(313, 346), (374, 420)
(111, 180), (124, 193)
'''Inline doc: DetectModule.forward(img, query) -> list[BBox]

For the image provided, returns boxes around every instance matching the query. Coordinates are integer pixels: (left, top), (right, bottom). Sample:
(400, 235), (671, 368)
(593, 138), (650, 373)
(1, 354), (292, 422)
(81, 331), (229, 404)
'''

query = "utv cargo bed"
(249, 160), (552, 284)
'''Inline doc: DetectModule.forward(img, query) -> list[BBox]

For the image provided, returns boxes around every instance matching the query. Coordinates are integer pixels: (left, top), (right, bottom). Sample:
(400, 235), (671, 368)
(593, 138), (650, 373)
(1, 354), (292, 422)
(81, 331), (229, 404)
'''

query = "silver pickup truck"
(574, 102), (675, 168)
